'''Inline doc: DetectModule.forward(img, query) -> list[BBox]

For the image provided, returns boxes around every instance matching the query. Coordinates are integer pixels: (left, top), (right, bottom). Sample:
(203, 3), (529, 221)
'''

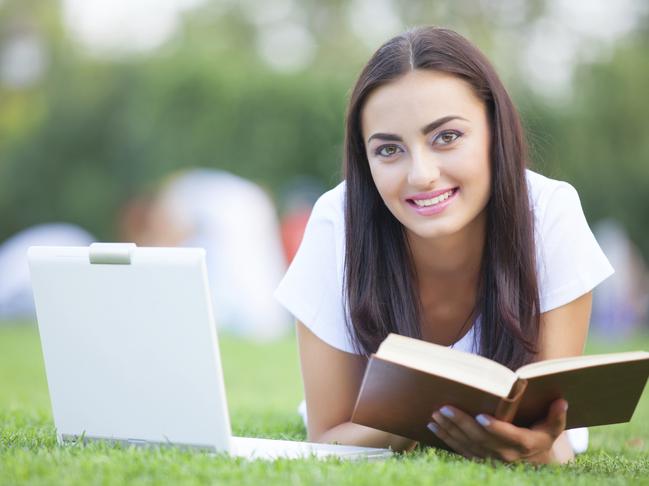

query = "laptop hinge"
(89, 243), (136, 265)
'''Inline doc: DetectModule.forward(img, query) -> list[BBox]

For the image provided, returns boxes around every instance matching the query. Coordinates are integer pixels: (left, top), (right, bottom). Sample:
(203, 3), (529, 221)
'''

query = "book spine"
(495, 378), (528, 422)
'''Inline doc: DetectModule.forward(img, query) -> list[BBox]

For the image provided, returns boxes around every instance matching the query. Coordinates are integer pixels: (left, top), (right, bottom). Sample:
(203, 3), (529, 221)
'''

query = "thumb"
(533, 398), (568, 439)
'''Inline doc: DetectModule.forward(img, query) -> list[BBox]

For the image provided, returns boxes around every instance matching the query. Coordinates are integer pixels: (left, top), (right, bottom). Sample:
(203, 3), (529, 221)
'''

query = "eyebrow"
(366, 115), (469, 144)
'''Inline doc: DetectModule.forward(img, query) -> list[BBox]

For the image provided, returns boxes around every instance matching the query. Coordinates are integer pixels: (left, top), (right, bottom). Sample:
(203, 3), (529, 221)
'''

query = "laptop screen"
(29, 244), (232, 452)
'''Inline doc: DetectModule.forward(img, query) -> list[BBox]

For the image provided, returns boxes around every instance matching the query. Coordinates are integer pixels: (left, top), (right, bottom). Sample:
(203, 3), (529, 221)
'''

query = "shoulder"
(300, 180), (346, 254)
(526, 169), (580, 217)
(526, 169), (615, 313)
(310, 180), (346, 222)
(274, 179), (357, 353)
(526, 169), (594, 245)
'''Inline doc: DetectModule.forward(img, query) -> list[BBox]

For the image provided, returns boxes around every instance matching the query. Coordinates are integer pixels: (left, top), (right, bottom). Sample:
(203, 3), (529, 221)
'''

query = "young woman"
(274, 27), (614, 464)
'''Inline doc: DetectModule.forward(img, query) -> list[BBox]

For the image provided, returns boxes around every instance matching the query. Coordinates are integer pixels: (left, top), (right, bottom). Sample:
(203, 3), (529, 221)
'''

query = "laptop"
(27, 243), (393, 461)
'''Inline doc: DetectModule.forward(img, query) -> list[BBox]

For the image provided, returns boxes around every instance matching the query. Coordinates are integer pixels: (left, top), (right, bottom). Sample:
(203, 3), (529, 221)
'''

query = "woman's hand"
(427, 398), (572, 464)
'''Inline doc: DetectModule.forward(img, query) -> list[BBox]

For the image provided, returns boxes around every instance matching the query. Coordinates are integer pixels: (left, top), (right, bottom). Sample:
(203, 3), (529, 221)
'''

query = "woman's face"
(361, 69), (491, 242)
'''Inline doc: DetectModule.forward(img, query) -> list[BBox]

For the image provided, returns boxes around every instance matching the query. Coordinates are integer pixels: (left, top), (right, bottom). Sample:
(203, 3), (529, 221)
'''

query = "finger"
(432, 410), (471, 445)
(532, 399), (568, 439)
(432, 408), (488, 458)
(473, 414), (535, 453)
(427, 420), (478, 459)
(434, 406), (494, 454)
(432, 414), (523, 463)
(476, 401), (567, 457)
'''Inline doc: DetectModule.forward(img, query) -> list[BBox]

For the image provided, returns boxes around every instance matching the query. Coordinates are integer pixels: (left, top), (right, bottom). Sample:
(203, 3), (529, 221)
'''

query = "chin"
(402, 217), (464, 241)
(409, 228), (454, 241)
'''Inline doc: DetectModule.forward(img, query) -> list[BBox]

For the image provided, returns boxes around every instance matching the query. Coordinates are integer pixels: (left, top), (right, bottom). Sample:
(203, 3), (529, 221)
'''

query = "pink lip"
(406, 187), (459, 200)
(405, 188), (459, 216)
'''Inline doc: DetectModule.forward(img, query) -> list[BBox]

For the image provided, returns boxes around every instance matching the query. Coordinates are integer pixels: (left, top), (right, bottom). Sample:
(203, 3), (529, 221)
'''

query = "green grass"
(1, 322), (648, 485)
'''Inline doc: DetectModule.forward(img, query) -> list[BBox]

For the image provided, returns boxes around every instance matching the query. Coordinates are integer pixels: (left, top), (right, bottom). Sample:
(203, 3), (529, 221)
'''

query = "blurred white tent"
(0, 223), (94, 319)
(142, 169), (291, 341)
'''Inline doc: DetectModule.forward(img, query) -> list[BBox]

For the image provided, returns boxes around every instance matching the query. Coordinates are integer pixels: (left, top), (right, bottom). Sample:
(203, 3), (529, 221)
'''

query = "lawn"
(1, 322), (648, 485)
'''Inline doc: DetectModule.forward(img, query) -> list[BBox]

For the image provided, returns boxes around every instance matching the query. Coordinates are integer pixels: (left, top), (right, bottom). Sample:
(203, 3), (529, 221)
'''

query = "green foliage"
(0, 49), (349, 240)
(1, 1), (648, 261)
(521, 29), (649, 258)
(1, 323), (648, 485)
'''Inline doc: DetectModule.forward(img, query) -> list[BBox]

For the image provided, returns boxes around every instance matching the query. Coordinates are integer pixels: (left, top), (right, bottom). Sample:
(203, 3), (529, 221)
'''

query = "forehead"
(361, 69), (485, 135)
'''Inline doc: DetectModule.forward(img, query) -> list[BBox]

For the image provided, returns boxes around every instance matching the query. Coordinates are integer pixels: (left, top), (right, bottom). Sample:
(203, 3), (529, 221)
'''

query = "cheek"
(369, 163), (401, 199)
(449, 138), (491, 184)
(461, 145), (491, 206)
(468, 139), (491, 190)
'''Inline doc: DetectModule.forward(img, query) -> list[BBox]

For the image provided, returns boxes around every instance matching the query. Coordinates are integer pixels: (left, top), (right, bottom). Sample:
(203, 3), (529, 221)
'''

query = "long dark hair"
(343, 26), (540, 370)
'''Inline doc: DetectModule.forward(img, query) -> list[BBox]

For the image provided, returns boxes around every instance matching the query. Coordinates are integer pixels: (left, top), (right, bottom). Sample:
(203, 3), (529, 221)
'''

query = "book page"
(516, 351), (649, 379)
(376, 334), (518, 397)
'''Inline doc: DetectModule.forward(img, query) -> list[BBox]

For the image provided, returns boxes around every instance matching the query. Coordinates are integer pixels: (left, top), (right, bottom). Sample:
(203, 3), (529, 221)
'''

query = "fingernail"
(475, 414), (490, 427)
(440, 406), (454, 418)
(562, 401), (569, 412)
(427, 422), (439, 434)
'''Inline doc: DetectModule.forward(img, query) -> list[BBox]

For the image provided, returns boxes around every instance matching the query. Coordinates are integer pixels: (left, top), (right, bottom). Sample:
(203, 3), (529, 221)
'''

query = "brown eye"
(435, 131), (461, 145)
(376, 144), (402, 157)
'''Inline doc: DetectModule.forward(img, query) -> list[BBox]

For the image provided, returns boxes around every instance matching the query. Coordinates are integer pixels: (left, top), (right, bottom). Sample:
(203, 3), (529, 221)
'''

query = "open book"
(351, 334), (649, 447)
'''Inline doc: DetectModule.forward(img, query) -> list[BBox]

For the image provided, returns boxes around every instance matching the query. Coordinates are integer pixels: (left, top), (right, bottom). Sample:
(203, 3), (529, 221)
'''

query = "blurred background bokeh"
(1, 0), (648, 339)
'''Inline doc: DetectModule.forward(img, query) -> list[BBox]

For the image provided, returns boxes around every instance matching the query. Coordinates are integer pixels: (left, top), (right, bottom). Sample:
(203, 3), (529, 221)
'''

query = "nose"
(407, 150), (440, 188)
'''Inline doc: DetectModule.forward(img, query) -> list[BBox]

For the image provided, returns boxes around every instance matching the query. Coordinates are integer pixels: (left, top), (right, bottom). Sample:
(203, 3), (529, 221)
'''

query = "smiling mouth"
(407, 188), (459, 208)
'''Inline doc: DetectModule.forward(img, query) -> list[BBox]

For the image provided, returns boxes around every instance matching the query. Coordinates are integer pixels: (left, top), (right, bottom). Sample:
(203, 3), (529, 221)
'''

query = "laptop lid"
(28, 244), (232, 451)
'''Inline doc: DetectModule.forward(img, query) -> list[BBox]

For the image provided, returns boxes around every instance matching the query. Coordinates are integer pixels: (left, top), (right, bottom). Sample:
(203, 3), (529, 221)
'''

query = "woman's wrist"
(549, 432), (575, 464)
(530, 433), (574, 464)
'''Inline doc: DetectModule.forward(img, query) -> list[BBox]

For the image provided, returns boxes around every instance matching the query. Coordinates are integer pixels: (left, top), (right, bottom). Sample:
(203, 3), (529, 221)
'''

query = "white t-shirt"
(274, 169), (614, 453)
(275, 169), (614, 353)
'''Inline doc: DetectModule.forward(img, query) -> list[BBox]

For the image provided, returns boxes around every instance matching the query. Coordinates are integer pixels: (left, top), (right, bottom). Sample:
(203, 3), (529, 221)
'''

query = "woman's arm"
(429, 291), (594, 464)
(537, 291), (592, 359)
(296, 321), (417, 451)
(535, 290), (593, 463)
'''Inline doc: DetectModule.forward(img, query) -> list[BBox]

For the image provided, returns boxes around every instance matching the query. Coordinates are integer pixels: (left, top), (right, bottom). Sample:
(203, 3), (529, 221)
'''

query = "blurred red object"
(280, 208), (311, 264)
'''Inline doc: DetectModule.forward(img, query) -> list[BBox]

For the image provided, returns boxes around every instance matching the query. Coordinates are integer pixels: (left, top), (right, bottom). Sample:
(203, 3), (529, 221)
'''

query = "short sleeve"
(535, 183), (615, 313)
(273, 186), (357, 353)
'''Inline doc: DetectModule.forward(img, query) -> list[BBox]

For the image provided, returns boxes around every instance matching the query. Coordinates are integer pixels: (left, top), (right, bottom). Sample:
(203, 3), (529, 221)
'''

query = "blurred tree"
(527, 26), (649, 259)
(0, 0), (647, 265)
(0, 2), (350, 240)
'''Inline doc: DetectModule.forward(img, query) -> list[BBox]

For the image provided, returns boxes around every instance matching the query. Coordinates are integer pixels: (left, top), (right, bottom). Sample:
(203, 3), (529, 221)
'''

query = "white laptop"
(27, 243), (393, 461)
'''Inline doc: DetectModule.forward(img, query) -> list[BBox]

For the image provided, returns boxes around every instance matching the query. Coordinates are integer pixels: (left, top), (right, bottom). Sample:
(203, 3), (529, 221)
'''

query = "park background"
(1, 0), (648, 484)
(2, 0), (649, 335)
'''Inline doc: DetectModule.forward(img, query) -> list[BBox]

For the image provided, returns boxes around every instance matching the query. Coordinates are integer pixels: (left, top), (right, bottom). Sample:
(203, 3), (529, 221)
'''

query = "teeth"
(413, 189), (455, 207)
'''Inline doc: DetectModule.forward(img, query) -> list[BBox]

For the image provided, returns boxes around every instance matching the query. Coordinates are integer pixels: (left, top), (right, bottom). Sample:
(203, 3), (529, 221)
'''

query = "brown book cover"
(351, 352), (649, 448)
(515, 359), (649, 428)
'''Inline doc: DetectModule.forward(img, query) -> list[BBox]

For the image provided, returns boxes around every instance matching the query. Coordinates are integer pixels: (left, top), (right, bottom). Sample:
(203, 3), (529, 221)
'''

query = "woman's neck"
(406, 209), (486, 282)
(406, 210), (487, 344)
